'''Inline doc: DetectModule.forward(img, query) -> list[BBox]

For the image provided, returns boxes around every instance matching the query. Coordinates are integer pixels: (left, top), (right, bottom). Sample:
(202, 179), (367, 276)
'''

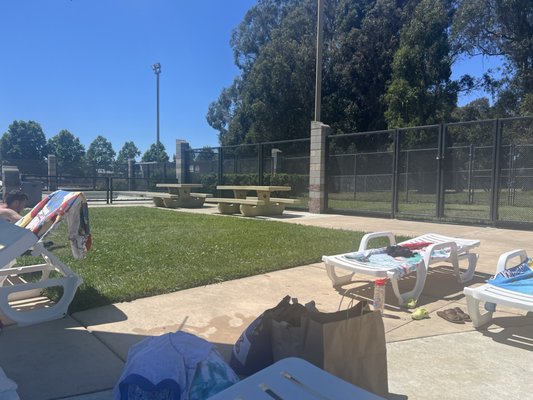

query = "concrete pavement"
(1, 204), (532, 399)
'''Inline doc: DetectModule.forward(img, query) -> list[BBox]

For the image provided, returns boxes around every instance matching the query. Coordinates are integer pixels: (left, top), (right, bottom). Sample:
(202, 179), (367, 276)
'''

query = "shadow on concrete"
(388, 393), (409, 399)
(0, 317), (128, 400)
(1, 316), (240, 400)
(480, 316), (533, 351)
(263, 212), (306, 220)
(334, 265), (494, 310)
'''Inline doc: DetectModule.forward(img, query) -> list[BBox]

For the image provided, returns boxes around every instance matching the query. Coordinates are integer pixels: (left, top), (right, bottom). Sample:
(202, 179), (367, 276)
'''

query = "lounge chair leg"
(390, 267), (427, 306)
(457, 253), (478, 283)
(325, 264), (355, 286)
(466, 294), (493, 328)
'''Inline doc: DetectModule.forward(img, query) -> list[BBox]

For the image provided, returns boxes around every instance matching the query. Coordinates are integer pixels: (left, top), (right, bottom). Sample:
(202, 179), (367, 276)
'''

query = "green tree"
(142, 142), (169, 162)
(116, 141), (141, 165)
(86, 135), (116, 172)
(195, 146), (216, 162)
(209, 0), (313, 145)
(385, 0), (457, 129)
(323, 0), (408, 137)
(0, 120), (48, 160)
(230, 0), (303, 74)
(208, 0), (423, 147)
(452, 0), (533, 113)
(449, 98), (494, 147)
(451, 97), (493, 121)
(206, 83), (241, 143)
(47, 129), (86, 175)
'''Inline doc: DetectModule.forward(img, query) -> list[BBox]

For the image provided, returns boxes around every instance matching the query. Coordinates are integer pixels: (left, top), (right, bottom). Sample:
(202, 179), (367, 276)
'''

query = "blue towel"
(488, 258), (533, 295)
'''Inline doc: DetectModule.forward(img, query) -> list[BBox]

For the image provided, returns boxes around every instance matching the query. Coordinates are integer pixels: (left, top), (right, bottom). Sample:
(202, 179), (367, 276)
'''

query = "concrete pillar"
(127, 158), (136, 191)
(47, 154), (58, 191)
(1, 165), (21, 199)
(308, 121), (330, 213)
(175, 139), (190, 183)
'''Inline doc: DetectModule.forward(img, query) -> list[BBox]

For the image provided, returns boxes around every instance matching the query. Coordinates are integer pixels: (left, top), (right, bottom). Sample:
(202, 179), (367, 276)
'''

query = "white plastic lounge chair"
(464, 249), (533, 328)
(322, 231), (480, 305)
(0, 190), (91, 326)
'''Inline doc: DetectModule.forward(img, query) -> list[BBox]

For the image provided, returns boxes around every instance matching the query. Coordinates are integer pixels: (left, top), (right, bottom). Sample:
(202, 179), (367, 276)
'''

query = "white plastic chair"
(0, 191), (90, 326)
(322, 231), (480, 305)
(464, 249), (533, 328)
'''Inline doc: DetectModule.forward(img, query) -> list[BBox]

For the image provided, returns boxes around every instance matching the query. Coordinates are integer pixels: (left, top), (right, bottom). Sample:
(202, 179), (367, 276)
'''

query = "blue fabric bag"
(230, 295), (292, 375)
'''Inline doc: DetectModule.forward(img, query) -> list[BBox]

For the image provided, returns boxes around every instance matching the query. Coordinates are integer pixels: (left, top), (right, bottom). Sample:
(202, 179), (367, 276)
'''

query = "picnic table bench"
(205, 185), (298, 216)
(116, 185), (210, 208)
(154, 184), (210, 208)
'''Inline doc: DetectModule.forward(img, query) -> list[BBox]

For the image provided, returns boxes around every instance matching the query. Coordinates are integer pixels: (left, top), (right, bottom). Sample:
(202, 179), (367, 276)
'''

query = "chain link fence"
(187, 139), (309, 208)
(326, 116), (533, 228)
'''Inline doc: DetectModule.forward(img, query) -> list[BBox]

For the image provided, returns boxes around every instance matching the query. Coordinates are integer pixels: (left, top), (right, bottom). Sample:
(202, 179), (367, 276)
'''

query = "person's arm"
(0, 207), (22, 223)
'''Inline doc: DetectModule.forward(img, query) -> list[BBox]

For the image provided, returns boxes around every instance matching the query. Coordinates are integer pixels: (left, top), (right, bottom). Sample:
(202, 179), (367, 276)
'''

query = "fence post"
(392, 129), (400, 218)
(490, 119), (502, 224)
(436, 123), (446, 219)
(218, 147), (224, 186)
(175, 139), (190, 183)
(258, 144), (264, 185)
(467, 144), (474, 204)
(47, 154), (58, 191)
(128, 158), (136, 191)
(309, 121), (330, 213)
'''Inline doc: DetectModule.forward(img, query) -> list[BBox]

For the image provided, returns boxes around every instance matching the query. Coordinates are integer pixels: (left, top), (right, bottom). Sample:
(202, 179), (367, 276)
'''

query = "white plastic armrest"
(358, 231), (396, 251)
(495, 249), (528, 274)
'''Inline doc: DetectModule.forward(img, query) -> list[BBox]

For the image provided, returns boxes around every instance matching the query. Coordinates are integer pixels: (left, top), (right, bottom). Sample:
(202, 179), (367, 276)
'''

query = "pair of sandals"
(437, 307), (471, 324)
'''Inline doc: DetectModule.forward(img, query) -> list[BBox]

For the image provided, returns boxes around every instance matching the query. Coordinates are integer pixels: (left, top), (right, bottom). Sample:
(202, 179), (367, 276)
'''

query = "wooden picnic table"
(205, 185), (298, 216)
(152, 183), (209, 208)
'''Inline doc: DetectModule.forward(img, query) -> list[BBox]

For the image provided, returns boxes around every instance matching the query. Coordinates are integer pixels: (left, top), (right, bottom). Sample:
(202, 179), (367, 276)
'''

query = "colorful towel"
(343, 247), (423, 278)
(16, 190), (92, 260)
(488, 258), (533, 295)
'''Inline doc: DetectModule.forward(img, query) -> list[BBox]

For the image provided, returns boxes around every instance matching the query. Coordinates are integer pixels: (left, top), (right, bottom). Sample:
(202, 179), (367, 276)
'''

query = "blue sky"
(0, 0), (501, 159)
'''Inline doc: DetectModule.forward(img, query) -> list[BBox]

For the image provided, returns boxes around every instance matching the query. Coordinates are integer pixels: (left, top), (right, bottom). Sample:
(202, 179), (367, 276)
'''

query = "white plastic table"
(208, 357), (384, 399)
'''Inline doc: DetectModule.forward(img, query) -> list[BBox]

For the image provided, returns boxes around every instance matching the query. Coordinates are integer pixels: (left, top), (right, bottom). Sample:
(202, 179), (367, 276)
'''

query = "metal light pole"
(151, 63), (161, 146)
(314, 0), (324, 122)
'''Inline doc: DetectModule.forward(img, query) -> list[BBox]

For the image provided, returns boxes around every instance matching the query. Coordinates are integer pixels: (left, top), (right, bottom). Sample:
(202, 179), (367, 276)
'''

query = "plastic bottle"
(373, 278), (387, 314)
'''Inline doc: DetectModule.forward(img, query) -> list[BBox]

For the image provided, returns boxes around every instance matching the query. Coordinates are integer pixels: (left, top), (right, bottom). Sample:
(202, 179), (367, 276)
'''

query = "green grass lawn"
(22, 207), (375, 313)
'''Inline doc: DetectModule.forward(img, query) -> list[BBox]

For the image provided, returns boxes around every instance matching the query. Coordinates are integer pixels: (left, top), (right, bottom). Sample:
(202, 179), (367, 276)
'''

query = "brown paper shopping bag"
(301, 300), (388, 398)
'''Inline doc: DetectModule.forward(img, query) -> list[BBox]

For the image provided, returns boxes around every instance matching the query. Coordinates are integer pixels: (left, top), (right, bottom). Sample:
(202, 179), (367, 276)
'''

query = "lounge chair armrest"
(358, 231), (396, 251)
(496, 249), (528, 274)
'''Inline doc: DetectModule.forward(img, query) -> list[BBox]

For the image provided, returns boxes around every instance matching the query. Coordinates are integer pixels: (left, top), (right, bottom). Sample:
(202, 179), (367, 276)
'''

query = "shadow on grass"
(68, 283), (124, 318)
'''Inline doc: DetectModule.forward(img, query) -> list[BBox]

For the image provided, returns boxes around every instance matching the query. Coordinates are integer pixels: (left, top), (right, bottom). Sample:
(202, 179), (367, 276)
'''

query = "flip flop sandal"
(411, 307), (429, 320)
(437, 309), (464, 324)
(454, 307), (471, 322)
